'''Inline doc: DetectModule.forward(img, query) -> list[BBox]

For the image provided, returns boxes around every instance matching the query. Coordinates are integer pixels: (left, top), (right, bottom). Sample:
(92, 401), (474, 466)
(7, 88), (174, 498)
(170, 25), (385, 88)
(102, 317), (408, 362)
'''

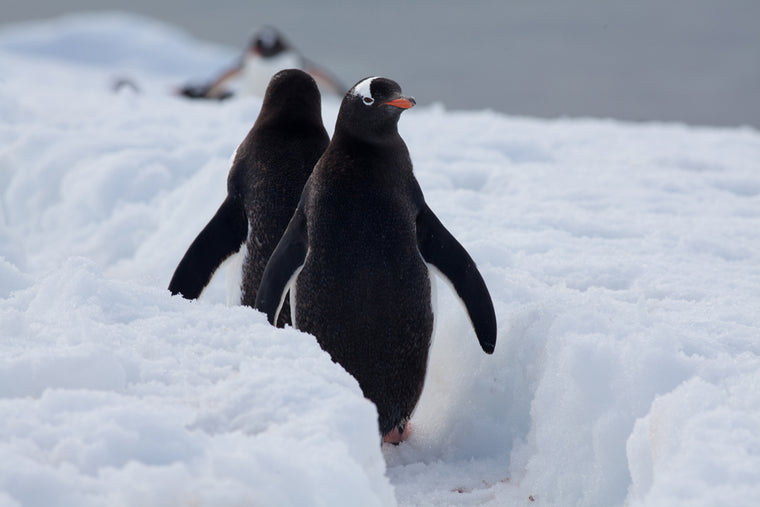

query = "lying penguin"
(178, 26), (346, 100)
(255, 76), (497, 443)
(169, 69), (329, 326)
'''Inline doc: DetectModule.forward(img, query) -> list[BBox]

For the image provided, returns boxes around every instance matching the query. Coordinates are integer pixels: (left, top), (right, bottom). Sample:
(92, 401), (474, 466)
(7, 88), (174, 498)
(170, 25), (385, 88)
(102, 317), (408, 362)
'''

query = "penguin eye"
(363, 96), (374, 106)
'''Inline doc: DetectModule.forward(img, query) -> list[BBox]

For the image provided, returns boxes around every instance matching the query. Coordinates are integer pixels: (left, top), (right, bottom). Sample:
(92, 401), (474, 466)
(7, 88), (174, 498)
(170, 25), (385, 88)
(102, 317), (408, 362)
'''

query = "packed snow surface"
(2, 12), (760, 507)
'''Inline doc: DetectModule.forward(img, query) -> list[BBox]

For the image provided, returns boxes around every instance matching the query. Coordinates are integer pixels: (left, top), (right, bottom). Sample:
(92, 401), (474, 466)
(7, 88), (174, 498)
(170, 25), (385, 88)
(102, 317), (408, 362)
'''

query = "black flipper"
(168, 195), (248, 299)
(416, 204), (497, 354)
(255, 208), (308, 325)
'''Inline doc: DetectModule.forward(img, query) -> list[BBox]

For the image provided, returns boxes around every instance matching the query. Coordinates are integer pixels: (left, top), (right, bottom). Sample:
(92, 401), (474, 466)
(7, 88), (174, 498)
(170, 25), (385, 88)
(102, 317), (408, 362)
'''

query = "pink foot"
(383, 422), (412, 444)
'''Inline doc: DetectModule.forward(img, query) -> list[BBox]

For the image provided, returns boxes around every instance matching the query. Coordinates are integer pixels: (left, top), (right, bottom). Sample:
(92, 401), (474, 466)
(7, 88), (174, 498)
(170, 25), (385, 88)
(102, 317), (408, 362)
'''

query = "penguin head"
(335, 76), (416, 143)
(257, 69), (323, 126)
(248, 26), (290, 58)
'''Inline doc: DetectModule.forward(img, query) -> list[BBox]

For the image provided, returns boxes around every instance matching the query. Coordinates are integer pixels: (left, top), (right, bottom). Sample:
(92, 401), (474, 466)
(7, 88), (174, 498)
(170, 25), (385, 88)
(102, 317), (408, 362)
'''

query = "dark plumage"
(255, 77), (496, 442)
(169, 69), (329, 326)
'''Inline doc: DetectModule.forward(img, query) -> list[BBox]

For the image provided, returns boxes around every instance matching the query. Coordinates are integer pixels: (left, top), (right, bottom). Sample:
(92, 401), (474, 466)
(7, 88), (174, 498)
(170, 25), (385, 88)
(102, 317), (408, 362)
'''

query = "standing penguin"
(169, 69), (329, 326)
(254, 76), (496, 443)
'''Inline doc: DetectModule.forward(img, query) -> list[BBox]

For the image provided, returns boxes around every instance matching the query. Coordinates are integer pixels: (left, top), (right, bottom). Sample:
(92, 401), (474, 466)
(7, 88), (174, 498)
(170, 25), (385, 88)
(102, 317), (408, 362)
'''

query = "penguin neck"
(257, 109), (321, 131)
(254, 97), (324, 135)
(333, 122), (403, 149)
(327, 129), (412, 181)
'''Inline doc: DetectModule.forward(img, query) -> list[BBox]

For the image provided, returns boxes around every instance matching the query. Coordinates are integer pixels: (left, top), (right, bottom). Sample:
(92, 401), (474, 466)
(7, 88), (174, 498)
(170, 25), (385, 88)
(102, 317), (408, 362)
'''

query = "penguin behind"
(255, 76), (497, 443)
(178, 26), (346, 100)
(169, 69), (329, 326)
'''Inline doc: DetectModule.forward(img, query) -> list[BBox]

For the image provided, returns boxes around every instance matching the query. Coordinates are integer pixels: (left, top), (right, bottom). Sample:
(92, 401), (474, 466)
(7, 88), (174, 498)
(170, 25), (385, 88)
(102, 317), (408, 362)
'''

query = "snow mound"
(0, 258), (393, 506)
(0, 11), (234, 77)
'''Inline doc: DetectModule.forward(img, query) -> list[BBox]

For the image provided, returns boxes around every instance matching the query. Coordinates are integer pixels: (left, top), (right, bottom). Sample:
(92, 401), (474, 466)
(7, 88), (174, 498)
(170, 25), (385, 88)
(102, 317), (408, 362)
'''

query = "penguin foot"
(382, 422), (411, 445)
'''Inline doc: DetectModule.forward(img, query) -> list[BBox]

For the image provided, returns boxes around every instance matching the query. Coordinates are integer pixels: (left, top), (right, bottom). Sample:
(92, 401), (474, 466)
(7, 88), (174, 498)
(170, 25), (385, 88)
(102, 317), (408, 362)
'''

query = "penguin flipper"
(255, 208), (308, 325)
(302, 58), (348, 96)
(168, 195), (248, 299)
(416, 204), (497, 354)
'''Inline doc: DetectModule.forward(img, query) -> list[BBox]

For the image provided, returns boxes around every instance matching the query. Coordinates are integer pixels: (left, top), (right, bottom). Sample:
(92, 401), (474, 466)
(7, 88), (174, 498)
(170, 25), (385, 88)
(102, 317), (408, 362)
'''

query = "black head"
(248, 26), (289, 58)
(257, 69), (323, 126)
(334, 76), (416, 143)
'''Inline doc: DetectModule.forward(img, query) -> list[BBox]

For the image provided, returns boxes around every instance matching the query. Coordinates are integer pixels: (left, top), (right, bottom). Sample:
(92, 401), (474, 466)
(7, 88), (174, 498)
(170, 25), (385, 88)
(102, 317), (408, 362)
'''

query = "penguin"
(169, 69), (329, 326)
(254, 76), (497, 443)
(178, 26), (346, 101)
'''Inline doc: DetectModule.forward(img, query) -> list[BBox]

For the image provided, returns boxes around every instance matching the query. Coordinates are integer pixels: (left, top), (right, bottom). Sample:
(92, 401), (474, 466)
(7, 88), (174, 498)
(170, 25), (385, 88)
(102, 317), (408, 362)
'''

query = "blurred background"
(3, 0), (759, 128)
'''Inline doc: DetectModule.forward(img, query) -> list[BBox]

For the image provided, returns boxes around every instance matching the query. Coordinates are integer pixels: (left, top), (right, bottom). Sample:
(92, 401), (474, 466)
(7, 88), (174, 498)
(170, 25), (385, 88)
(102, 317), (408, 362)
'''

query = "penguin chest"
(240, 52), (303, 97)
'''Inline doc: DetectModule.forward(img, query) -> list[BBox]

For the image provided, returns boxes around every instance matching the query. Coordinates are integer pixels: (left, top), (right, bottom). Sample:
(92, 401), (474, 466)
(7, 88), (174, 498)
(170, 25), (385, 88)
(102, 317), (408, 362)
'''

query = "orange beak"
(383, 97), (416, 109)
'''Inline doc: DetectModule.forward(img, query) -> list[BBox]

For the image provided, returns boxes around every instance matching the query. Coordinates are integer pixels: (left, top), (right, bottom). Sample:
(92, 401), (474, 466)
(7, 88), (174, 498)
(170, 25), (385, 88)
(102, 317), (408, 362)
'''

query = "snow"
(2, 12), (760, 507)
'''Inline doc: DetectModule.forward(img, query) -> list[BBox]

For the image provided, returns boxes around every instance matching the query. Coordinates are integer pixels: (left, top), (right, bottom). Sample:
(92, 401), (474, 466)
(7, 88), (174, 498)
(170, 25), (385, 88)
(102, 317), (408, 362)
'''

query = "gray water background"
(3, 0), (759, 128)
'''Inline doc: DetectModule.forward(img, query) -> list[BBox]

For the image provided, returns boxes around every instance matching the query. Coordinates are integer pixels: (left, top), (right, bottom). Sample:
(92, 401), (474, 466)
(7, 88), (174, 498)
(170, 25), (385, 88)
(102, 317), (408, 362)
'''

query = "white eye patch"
(352, 76), (378, 105)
